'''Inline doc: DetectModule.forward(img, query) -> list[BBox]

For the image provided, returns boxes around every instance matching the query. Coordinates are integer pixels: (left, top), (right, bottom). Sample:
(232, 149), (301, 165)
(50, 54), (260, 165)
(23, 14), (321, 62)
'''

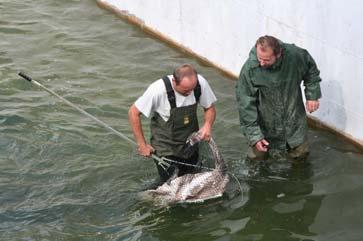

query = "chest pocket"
(171, 104), (197, 129)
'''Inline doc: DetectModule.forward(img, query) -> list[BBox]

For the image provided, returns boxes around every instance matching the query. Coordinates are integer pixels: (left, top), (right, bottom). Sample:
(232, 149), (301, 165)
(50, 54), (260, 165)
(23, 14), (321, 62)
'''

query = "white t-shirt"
(135, 74), (217, 121)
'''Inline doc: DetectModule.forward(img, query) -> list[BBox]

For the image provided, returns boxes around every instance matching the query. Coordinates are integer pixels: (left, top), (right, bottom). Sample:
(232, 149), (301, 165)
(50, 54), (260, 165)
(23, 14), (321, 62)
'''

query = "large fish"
(142, 132), (229, 204)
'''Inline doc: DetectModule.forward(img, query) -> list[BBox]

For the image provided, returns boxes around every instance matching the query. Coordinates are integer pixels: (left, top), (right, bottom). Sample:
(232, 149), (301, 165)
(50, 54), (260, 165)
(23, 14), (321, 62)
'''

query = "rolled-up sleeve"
(198, 75), (217, 108)
(135, 84), (157, 118)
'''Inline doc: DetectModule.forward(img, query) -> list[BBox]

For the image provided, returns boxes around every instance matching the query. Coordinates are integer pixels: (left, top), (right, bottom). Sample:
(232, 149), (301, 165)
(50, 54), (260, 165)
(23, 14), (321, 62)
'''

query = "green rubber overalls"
(150, 76), (201, 182)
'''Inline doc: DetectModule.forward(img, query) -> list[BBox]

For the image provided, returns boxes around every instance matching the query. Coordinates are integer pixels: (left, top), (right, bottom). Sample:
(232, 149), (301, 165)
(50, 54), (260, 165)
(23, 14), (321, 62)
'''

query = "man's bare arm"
(198, 104), (216, 141)
(128, 104), (154, 156)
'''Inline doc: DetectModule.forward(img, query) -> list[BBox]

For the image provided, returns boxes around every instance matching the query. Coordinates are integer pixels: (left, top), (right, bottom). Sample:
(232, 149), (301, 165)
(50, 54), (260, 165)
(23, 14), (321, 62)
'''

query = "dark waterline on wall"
(1, 1), (363, 240)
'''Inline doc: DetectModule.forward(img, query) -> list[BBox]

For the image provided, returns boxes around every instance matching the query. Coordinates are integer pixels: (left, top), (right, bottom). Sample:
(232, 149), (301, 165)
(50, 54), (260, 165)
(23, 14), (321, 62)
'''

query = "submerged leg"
(287, 139), (310, 162)
(154, 159), (178, 184)
(154, 152), (199, 184)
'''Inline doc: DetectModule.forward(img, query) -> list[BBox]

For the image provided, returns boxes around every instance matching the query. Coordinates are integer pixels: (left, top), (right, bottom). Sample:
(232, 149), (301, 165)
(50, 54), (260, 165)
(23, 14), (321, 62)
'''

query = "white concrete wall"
(99, 0), (363, 145)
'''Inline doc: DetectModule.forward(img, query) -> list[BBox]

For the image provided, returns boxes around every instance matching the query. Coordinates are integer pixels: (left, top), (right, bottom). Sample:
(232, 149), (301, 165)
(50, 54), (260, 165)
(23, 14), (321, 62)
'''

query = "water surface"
(1, 1), (363, 240)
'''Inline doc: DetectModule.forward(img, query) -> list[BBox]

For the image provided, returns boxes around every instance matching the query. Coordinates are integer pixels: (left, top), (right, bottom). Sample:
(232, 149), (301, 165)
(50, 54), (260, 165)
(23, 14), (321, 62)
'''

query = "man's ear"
(172, 77), (178, 86)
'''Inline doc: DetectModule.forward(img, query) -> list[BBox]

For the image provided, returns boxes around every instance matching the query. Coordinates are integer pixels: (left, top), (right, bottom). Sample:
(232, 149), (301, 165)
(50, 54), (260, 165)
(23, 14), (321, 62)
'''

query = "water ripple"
(0, 0), (363, 240)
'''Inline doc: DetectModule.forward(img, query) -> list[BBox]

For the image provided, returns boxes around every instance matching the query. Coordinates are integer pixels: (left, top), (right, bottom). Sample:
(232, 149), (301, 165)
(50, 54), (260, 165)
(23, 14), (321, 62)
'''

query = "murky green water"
(1, 1), (363, 240)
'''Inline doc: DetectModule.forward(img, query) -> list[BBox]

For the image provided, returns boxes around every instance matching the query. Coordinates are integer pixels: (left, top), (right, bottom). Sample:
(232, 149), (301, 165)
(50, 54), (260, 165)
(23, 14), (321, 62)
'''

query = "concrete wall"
(98, 0), (363, 146)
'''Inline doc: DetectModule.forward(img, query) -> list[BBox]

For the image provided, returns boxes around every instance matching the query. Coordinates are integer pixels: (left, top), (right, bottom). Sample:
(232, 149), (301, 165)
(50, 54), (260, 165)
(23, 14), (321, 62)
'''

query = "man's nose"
(260, 60), (266, 66)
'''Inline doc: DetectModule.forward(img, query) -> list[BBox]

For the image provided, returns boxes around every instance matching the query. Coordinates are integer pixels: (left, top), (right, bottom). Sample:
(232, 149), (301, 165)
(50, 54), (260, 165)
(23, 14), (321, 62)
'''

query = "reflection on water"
(240, 158), (322, 241)
(1, 0), (363, 240)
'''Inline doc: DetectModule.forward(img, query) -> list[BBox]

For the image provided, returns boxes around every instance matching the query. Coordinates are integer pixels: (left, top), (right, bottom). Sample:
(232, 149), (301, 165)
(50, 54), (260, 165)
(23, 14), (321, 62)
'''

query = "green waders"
(247, 136), (310, 162)
(150, 76), (201, 183)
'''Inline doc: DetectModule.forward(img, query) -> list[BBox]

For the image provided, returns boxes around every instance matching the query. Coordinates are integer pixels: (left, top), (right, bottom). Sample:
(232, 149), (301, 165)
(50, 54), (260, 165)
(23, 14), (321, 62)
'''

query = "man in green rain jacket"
(236, 35), (322, 161)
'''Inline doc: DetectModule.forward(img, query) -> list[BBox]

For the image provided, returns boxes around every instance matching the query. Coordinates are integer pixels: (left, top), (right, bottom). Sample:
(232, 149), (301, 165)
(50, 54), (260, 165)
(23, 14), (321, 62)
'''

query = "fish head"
(186, 132), (203, 146)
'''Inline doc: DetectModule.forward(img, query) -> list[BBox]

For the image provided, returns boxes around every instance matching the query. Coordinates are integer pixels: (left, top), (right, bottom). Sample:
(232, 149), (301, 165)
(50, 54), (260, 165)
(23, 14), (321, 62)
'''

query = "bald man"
(129, 64), (217, 183)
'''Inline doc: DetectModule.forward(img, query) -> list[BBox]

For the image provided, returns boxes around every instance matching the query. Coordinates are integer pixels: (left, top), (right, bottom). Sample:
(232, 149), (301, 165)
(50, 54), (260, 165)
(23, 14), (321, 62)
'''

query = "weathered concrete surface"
(97, 0), (363, 147)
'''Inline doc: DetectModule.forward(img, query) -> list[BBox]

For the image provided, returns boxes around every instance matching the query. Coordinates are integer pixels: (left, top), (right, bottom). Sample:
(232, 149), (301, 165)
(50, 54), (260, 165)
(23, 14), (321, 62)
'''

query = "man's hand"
(306, 100), (320, 113)
(199, 105), (216, 141)
(137, 143), (154, 157)
(255, 139), (269, 152)
(128, 105), (154, 157)
(198, 124), (212, 141)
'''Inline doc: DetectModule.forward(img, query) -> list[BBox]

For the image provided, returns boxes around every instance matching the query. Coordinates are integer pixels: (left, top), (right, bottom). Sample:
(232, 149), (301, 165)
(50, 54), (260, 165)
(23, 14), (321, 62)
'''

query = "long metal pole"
(17, 72), (168, 167)
(18, 72), (244, 195)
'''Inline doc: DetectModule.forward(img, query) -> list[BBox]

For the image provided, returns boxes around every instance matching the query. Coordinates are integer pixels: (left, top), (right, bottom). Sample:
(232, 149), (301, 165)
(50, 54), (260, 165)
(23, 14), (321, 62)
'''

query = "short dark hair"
(173, 64), (197, 84)
(255, 35), (282, 56)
